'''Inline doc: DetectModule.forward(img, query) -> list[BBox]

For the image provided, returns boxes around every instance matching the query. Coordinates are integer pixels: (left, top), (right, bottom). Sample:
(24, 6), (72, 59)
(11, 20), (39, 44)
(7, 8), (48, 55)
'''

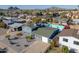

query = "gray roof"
(58, 29), (79, 39)
(3, 20), (12, 25)
(26, 23), (37, 29)
(55, 17), (68, 22)
(33, 27), (57, 37)
(9, 23), (23, 28)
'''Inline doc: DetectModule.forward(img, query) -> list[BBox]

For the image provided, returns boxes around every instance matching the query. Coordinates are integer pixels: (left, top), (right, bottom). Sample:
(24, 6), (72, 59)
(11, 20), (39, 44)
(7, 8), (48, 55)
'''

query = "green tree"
(0, 22), (7, 28)
(0, 12), (5, 16)
(50, 41), (55, 49)
(32, 17), (41, 23)
(67, 18), (73, 25)
(25, 35), (33, 42)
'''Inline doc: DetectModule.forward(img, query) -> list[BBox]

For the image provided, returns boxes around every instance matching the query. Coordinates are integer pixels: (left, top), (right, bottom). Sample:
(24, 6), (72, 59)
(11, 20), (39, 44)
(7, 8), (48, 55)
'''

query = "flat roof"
(22, 41), (50, 53)
(4, 17), (12, 20)
(33, 27), (57, 37)
(9, 23), (23, 28)
(55, 17), (68, 22)
(47, 23), (64, 30)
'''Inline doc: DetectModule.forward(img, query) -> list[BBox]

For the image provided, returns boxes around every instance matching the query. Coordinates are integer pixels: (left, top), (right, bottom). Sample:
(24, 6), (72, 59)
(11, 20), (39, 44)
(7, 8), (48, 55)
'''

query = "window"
(74, 41), (79, 45)
(63, 38), (68, 42)
(18, 27), (22, 31)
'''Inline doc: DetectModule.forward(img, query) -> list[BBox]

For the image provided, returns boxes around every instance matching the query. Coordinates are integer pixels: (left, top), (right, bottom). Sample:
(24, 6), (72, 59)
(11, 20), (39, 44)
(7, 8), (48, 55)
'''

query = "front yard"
(47, 47), (62, 53)
(47, 40), (69, 53)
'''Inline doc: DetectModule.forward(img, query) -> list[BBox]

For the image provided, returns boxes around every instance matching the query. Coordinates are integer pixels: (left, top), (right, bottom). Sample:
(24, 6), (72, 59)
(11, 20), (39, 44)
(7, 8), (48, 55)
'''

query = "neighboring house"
(55, 17), (68, 25)
(33, 27), (59, 43)
(3, 17), (26, 25)
(58, 29), (79, 52)
(72, 19), (79, 25)
(22, 24), (38, 35)
(47, 23), (64, 31)
(3, 17), (12, 20)
(11, 18), (26, 23)
(35, 22), (47, 27)
(3, 20), (13, 25)
(2, 17), (36, 35)
(2, 17), (15, 26)
(8, 23), (23, 31)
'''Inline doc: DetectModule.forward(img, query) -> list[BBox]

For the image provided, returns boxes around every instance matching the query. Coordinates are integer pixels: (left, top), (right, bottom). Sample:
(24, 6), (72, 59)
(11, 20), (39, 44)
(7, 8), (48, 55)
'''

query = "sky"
(0, 5), (78, 9)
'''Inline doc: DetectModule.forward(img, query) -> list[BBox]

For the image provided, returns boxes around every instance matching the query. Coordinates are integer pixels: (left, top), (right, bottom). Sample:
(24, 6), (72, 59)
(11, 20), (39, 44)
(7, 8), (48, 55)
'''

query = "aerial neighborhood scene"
(0, 5), (79, 53)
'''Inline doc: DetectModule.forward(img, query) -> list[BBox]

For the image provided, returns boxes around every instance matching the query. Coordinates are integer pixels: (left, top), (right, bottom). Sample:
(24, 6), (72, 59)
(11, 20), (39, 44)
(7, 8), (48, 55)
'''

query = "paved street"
(0, 34), (36, 52)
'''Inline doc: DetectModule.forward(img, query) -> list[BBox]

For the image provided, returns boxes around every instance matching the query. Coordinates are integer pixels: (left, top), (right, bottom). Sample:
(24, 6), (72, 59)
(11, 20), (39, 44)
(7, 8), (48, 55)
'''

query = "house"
(72, 19), (79, 25)
(2, 17), (26, 25)
(11, 18), (26, 23)
(47, 23), (64, 31)
(35, 22), (47, 27)
(22, 24), (38, 35)
(8, 23), (24, 31)
(52, 13), (60, 17)
(58, 29), (79, 52)
(3, 17), (12, 20)
(22, 40), (50, 53)
(3, 19), (13, 25)
(8, 22), (38, 36)
(55, 17), (68, 25)
(2, 17), (16, 25)
(33, 27), (59, 43)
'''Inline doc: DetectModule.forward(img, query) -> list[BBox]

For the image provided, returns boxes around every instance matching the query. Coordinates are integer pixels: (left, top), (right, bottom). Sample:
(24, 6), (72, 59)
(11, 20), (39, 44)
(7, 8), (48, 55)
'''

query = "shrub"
(62, 46), (69, 53)
(5, 35), (10, 38)
(25, 35), (33, 42)
(16, 32), (23, 36)
(0, 22), (7, 28)
(50, 41), (55, 49)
